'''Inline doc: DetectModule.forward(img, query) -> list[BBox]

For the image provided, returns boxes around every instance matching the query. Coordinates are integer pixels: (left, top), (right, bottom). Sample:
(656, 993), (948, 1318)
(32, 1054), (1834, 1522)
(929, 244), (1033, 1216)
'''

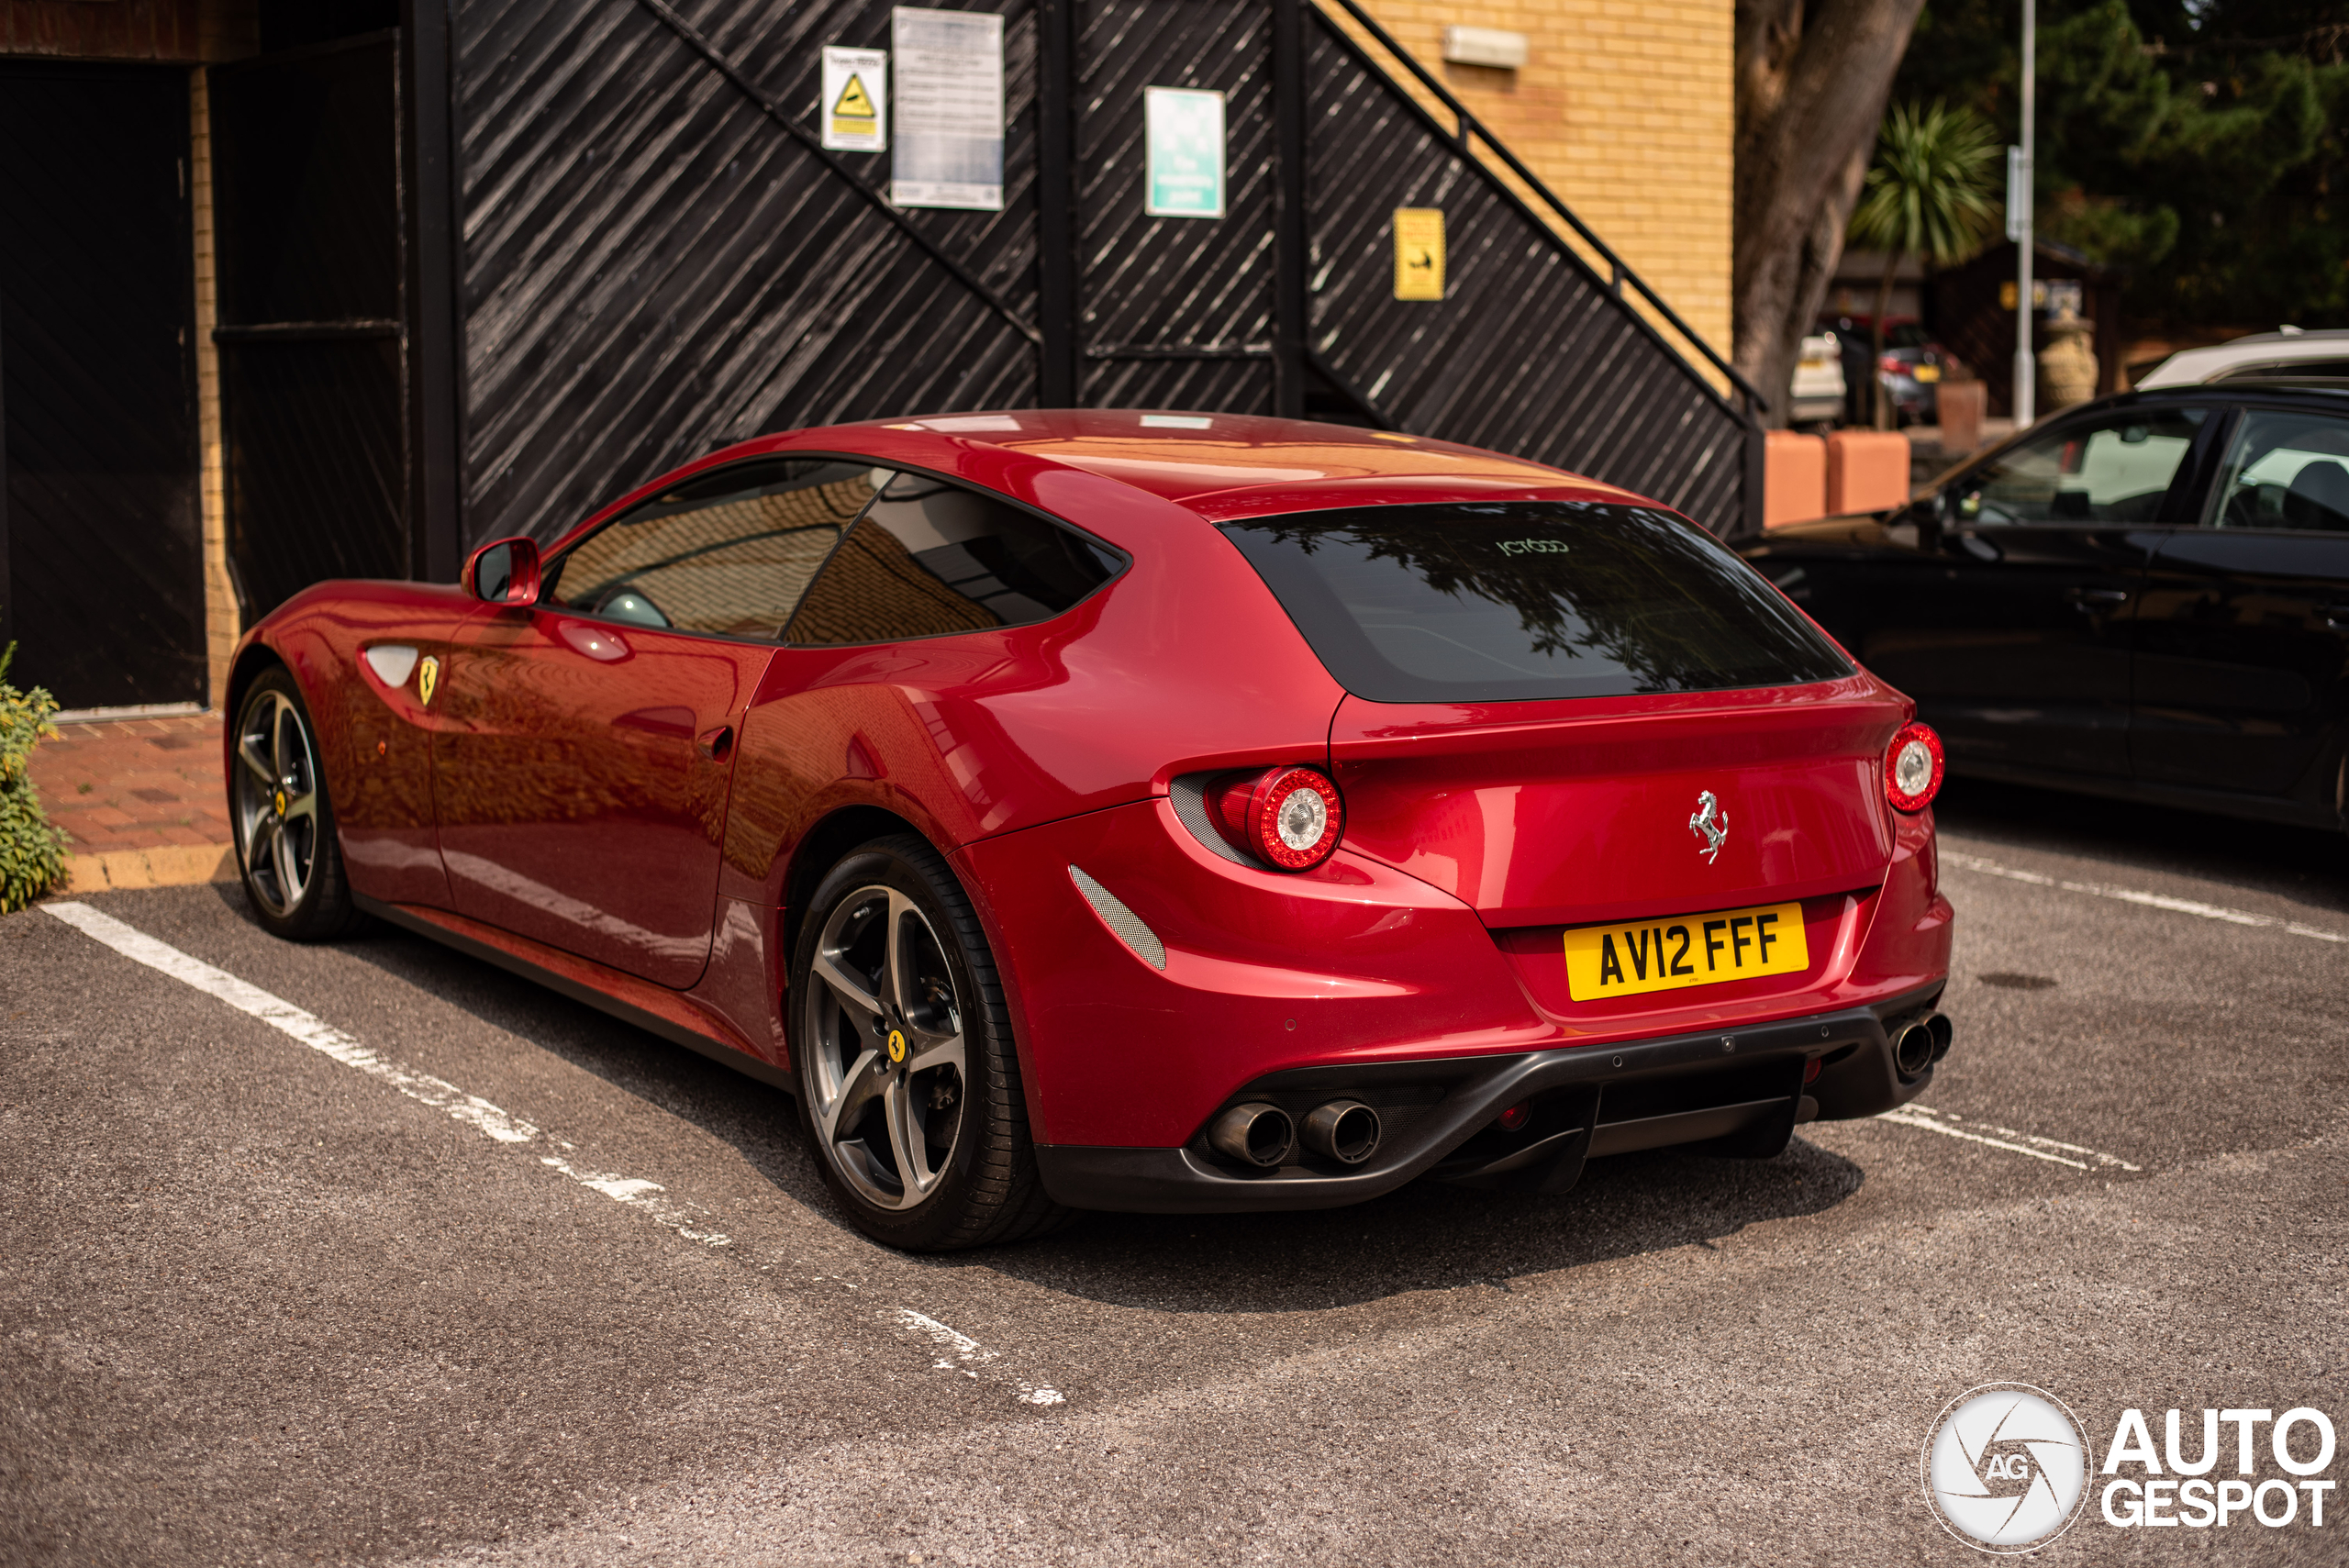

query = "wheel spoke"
(903, 1028), (963, 1079)
(280, 790), (318, 824)
(883, 1074), (937, 1201)
(270, 694), (294, 781)
(883, 889), (920, 1021)
(819, 1046), (886, 1146)
(246, 816), (278, 880)
(810, 947), (884, 1029)
(237, 735), (276, 786)
(273, 814), (304, 899)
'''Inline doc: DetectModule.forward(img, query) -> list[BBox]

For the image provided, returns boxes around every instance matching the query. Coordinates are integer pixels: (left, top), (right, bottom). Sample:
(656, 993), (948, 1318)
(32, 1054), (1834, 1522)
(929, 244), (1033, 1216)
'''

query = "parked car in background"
(223, 413), (1954, 1251)
(1789, 333), (1848, 430)
(1740, 383), (2349, 834)
(2137, 327), (2349, 387)
(1823, 317), (1949, 426)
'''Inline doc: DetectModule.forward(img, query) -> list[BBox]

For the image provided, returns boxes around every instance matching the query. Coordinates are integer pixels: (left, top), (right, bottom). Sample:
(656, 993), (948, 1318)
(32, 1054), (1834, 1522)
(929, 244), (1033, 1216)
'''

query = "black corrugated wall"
(443, 0), (1759, 548)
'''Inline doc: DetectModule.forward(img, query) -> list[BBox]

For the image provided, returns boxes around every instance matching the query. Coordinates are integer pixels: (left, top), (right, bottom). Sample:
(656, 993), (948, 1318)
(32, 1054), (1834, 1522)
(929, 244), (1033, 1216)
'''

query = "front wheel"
(789, 835), (1067, 1251)
(230, 667), (362, 940)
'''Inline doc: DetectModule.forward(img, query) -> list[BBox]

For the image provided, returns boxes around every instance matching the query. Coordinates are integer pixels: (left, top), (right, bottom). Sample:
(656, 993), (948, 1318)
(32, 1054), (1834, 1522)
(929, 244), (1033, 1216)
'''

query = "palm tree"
(1848, 101), (2002, 428)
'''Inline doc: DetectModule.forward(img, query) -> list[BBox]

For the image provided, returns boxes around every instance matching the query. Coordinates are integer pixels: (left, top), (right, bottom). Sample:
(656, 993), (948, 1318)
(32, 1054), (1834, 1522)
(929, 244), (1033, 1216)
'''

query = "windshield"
(1219, 502), (1850, 703)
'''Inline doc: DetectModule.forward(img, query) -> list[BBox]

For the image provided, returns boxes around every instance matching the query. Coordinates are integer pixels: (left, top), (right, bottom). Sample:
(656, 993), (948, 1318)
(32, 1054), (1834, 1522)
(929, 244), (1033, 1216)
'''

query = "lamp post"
(2010, 0), (2036, 427)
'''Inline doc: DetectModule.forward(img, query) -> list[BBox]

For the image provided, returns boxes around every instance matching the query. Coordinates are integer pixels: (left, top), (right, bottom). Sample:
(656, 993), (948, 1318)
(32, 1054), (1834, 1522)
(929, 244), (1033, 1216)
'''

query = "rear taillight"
(1884, 722), (1944, 813)
(1212, 765), (1345, 871)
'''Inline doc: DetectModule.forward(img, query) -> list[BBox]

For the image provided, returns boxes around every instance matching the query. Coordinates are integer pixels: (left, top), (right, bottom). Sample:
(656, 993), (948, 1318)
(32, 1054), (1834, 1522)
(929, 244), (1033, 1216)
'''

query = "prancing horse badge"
(417, 655), (440, 707)
(1688, 789), (1729, 862)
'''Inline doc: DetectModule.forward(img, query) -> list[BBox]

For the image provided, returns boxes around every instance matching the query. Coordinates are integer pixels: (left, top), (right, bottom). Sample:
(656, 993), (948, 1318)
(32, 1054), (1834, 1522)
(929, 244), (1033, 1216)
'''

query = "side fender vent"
(1068, 865), (1167, 971)
(1168, 772), (1257, 867)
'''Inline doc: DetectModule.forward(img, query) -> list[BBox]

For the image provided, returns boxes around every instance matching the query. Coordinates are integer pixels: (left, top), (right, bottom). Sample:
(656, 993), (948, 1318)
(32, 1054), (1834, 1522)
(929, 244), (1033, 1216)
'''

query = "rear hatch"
(1219, 499), (1905, 1027)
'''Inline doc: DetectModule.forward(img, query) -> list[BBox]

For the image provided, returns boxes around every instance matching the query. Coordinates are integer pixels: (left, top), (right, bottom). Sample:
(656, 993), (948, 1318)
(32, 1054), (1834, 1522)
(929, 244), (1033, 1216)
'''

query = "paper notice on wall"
(890, 7), (1003, 211)
(1144, 86), (1225, 218)
(821, 47), (887, 152)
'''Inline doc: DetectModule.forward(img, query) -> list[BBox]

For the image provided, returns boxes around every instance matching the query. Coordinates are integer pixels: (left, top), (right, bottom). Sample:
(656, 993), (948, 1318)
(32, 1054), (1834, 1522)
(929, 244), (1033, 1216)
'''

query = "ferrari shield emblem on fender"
(416, 655), (440, 706)
(1688, 789), (1729, 863)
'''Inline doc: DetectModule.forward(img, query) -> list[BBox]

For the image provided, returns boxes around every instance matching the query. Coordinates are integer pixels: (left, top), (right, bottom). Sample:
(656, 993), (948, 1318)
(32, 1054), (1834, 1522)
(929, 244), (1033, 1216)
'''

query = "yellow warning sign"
(820, 45), (887, 153)
(831, 73), (876, 135)
(1393, 207), (1445, 301)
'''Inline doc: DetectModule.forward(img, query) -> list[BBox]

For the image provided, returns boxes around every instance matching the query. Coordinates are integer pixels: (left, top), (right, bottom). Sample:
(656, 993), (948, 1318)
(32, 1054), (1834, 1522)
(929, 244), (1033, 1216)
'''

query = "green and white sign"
(1144, 86), (1225, 219)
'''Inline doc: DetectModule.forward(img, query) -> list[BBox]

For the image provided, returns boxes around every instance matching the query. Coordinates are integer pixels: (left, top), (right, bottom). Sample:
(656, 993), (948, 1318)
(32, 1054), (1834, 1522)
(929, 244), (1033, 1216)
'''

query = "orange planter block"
(1764, 430), (1826, 528)
(1825, 430), (1911, 515)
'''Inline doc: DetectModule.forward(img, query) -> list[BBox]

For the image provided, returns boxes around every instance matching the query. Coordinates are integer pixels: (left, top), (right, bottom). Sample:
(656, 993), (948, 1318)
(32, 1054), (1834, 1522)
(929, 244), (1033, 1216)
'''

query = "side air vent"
(1068, 865), (1167, 971)
(1167, 772), (1258, 867)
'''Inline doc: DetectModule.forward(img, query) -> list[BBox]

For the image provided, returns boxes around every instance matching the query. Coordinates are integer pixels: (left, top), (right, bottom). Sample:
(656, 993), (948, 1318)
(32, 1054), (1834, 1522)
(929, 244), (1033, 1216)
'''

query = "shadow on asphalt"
(280, 883), (1867, 1311)
(1933, 774), (2349, 915)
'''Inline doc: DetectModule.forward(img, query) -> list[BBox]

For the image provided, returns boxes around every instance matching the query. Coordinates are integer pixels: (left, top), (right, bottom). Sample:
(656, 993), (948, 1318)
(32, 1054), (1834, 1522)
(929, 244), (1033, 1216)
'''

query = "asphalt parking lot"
(5, 781), (2345, 1566)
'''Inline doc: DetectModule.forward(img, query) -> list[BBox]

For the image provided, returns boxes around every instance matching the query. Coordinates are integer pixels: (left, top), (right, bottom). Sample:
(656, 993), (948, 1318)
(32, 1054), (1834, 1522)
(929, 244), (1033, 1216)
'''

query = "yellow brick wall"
(1338, 0), (1734, 381)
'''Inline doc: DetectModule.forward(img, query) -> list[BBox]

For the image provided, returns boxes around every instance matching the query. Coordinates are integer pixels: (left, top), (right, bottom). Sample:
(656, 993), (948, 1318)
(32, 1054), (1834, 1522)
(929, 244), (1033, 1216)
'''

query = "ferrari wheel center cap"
(273, 789), (287, 817)
(885, 1028), (908, 1066)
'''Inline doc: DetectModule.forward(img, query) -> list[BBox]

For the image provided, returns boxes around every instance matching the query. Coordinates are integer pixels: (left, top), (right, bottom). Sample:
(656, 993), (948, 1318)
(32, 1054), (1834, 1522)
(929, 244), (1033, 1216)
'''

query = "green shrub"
(0, 643), (66, 912)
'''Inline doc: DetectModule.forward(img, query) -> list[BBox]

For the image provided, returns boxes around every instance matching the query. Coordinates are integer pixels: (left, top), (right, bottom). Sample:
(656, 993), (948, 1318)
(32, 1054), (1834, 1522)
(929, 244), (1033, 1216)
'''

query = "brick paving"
(30, 714), (232, 856)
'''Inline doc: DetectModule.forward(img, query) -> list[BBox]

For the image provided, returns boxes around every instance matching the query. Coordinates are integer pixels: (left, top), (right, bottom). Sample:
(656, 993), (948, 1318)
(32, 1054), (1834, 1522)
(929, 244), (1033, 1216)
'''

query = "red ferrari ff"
(226, 412), (1953, 1250)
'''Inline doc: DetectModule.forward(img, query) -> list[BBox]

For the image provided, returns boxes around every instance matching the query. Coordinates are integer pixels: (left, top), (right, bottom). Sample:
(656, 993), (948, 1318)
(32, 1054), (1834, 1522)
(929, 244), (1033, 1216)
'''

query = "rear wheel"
(790, 835), (1067, 1251)
(230, 668), (361, 941)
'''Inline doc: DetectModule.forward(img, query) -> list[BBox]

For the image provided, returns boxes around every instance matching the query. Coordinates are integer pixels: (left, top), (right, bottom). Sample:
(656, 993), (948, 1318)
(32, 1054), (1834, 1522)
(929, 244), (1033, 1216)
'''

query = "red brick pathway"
(28, 714), (238, 888)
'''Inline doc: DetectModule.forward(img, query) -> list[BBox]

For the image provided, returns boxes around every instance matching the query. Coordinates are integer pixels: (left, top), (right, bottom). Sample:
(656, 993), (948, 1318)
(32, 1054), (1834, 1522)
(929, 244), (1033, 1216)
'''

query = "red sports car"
(226, 412), (1953, 1251)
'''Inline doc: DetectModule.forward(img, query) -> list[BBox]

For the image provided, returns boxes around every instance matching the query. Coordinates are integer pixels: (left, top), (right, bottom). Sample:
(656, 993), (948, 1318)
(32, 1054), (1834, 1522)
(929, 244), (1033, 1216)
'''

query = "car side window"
(785, 469), (1124, 646)
(1953, 406), (2207, 527)
(541, 459), (881, 639)
(2202, 408), (2349, 532)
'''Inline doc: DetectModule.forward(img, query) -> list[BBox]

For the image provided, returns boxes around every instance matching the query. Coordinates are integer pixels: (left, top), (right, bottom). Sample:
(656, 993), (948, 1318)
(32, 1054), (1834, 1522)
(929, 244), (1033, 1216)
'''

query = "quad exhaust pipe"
(1895, 1012), (1954, 1077)
(1208, 1098), (1384, 1169)
(1301, 1099), (1381, 1165)
(1208, 1102), (1296, 1168)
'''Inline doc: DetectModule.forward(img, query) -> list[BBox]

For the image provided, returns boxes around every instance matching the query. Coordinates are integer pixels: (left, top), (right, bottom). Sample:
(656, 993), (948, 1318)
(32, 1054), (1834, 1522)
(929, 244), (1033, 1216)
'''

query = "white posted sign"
(890, 7), (1004, 211)
(820, 47), (887, 152)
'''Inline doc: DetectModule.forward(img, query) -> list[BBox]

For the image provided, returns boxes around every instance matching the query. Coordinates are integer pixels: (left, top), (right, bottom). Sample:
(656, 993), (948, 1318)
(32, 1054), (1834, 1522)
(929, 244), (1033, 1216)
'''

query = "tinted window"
(545, 459), (879, 638)
(1219, 502), (1850, 704)
(1956, 406), (2206, 526)
(2205, 408), (2349, 531)
(785, 470), (1123, 646)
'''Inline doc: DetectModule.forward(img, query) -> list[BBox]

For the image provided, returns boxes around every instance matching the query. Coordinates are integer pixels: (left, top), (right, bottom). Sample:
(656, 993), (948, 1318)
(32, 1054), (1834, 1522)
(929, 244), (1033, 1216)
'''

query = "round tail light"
(1884, 722), (1944, 813)
(1212, 765), (1345, 871)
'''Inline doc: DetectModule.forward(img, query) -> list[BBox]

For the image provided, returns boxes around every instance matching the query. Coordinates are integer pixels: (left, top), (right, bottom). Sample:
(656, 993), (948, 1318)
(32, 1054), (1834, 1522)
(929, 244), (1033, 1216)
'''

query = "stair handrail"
(1315, 0), (1767, 415)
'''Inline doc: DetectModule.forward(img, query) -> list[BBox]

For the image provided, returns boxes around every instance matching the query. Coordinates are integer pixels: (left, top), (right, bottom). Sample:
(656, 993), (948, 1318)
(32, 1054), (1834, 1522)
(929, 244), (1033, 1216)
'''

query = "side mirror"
(465, 537), (541, 606)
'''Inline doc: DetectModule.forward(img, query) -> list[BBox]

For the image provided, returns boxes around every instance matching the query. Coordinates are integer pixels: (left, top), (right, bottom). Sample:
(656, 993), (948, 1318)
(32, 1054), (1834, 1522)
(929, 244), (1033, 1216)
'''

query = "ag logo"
(885, 1028), (907, 1065)
(1922, 1383), (2089, 1552)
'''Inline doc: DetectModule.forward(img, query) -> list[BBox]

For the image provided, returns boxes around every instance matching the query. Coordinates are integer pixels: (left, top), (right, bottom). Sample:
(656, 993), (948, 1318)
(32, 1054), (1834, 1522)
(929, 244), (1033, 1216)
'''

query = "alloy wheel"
(803, 885), (969, 1210)
(232, 687), (322, 918)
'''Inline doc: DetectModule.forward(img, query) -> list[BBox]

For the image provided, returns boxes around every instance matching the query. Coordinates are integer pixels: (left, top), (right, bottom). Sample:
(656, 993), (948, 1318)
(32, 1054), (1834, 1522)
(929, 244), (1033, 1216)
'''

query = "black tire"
(229, 666), (362, 941)
(789, 834), (1069, 1251)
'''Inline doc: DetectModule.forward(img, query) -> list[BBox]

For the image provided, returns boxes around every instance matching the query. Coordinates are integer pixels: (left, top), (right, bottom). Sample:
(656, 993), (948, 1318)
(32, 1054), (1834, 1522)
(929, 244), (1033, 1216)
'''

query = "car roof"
(2135, 330), (2349, 387)
(766, 410), (1644, 519)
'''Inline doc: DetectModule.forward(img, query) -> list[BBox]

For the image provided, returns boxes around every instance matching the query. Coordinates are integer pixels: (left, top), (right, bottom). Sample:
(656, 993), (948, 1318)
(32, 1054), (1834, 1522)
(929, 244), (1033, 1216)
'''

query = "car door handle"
(696, 725), (734, 761)
(2068, 586), (2130, 610)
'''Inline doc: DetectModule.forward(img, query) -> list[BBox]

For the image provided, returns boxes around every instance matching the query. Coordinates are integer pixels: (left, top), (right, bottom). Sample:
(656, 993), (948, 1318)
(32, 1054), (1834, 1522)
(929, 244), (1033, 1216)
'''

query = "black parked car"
(1739, 383), (2349, 833)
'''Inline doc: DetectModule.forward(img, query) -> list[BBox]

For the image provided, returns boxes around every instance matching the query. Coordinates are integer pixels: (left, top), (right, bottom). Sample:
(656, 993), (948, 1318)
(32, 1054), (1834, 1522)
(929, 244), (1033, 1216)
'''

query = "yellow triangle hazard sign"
(832, 73), (876, 122)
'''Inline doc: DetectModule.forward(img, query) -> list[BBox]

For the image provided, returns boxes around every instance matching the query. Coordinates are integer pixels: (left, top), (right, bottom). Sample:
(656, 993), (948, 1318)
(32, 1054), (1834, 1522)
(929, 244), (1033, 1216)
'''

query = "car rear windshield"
(1219, 502), (1850, 703)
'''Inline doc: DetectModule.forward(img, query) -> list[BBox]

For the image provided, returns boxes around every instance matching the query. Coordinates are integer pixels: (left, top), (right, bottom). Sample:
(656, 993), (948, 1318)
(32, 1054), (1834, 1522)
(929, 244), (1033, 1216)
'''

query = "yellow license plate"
(1914, 364), (1942, 383)
(1563, 901), (1809, 1000)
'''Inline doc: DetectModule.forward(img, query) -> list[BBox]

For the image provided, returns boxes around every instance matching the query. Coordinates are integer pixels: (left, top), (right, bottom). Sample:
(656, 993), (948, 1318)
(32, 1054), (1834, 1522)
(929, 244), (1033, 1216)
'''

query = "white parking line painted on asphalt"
(40, 900), (730, 1247)
(896, 1308), (1065, 1405)
(1941, 851), (2346, 943)
(1877, 1102), (2142, 1172)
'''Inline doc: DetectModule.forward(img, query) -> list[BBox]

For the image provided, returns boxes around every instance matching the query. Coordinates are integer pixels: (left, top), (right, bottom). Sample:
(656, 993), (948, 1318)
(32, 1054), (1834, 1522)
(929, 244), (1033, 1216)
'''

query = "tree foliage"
(1850, 101), (2005, 266)
(1895, 0), (2344, 327)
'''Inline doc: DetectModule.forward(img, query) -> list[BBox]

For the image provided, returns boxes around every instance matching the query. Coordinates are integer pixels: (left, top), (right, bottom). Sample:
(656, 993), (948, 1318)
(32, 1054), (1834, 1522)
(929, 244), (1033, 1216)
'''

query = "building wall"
(1344, 0), (1734, 370)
